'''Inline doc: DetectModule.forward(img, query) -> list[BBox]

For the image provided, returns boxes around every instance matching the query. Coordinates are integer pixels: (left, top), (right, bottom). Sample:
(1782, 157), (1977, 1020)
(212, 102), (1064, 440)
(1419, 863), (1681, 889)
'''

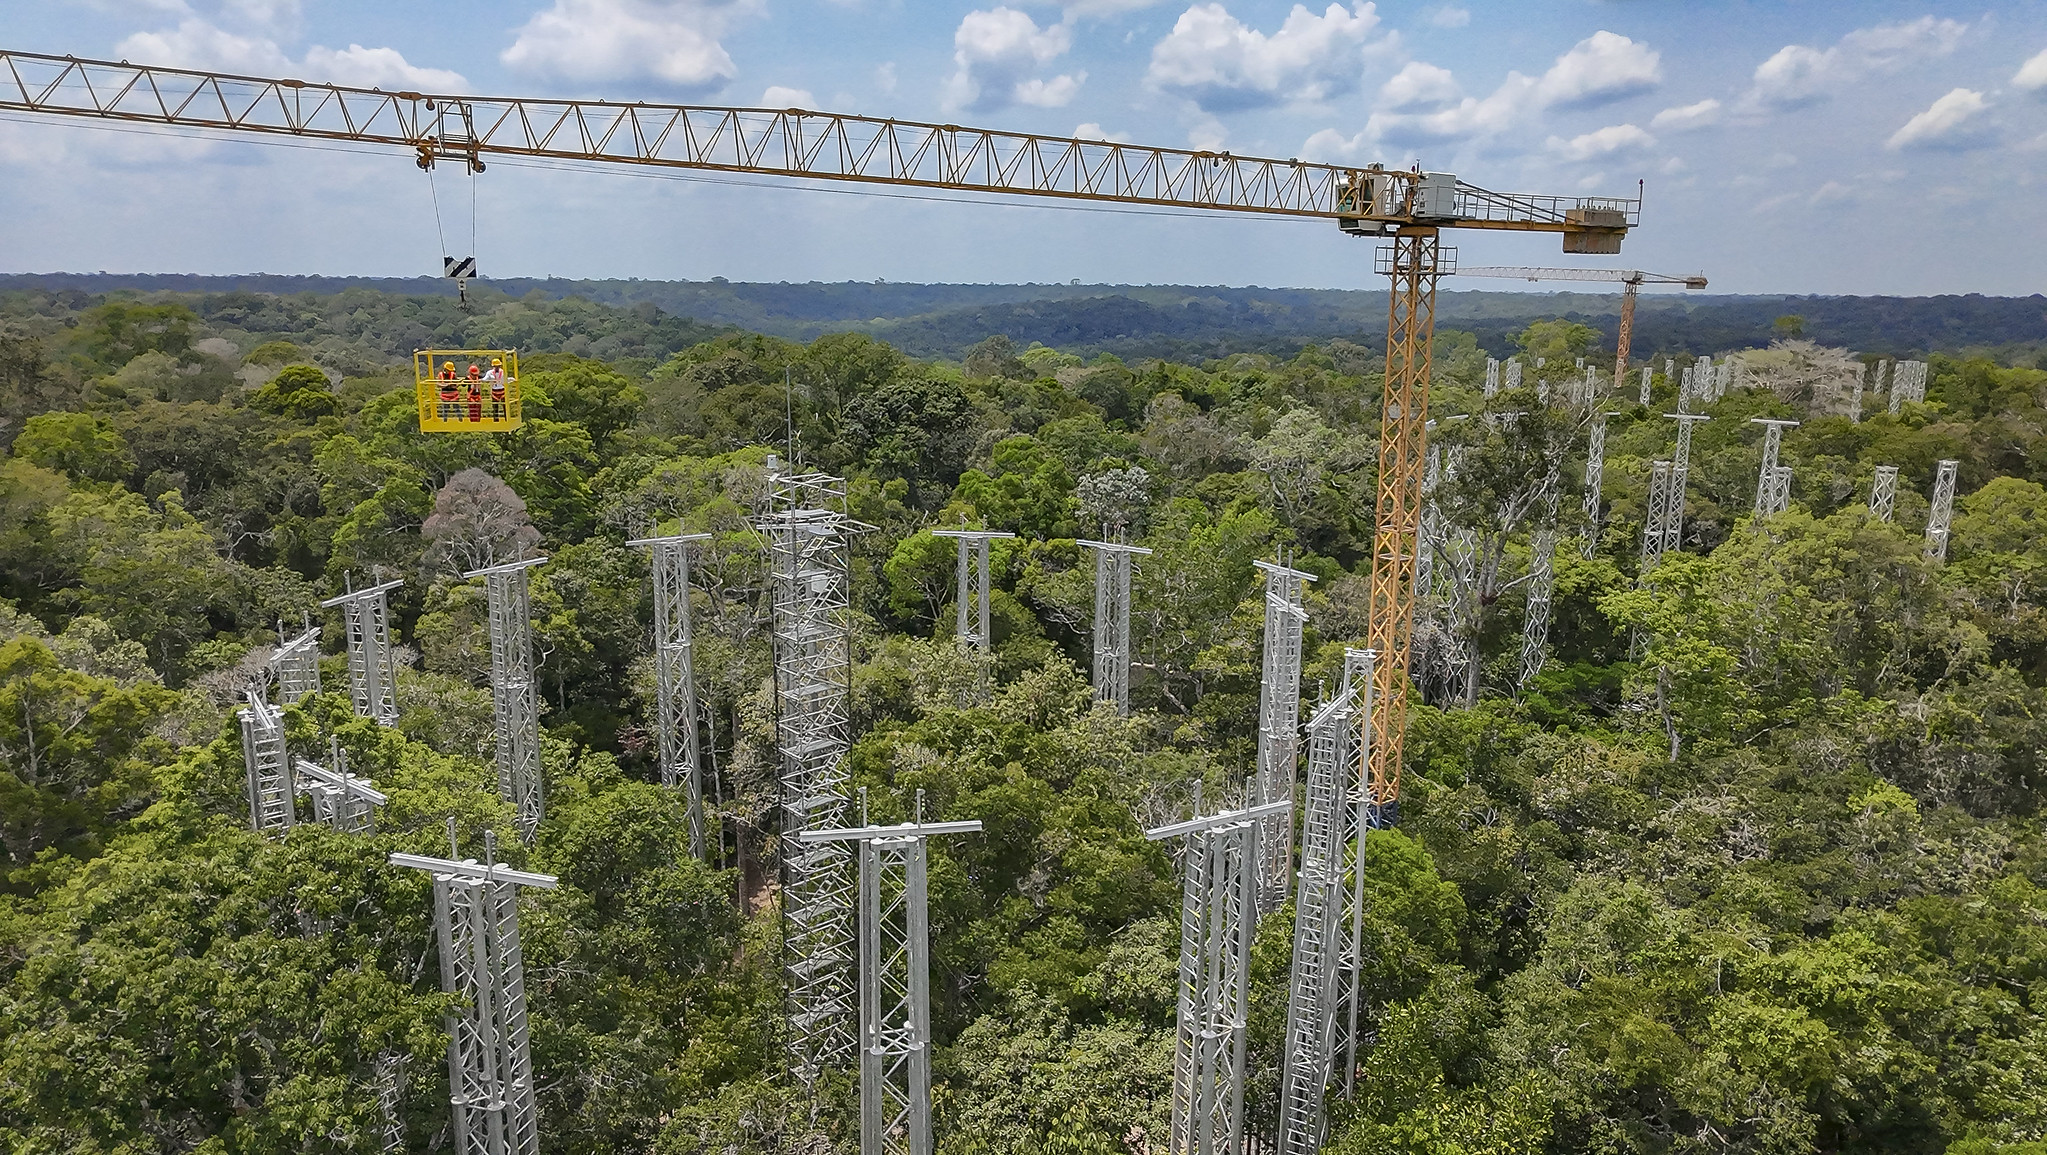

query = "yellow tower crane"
(0, 48), (1643, 823)
(1454, 266), (1707, 389)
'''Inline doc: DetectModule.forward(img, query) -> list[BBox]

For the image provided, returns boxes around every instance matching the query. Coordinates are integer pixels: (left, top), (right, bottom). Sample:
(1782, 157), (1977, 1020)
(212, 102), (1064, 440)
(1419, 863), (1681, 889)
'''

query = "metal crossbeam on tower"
(295, 737), (387, 833)
(273, 621), (322, 704)
(1252, 556), (1315, 917)
(1925, 458), (1959, 560)
(759, 460), (865, 1084)
(1148, 787), (1288, 1155)
(931, 529), (1016, 653)
(321, 578), (404, 725)
(239, 690), (296, 835)
(1750, 418), (1800, 520)
(1077, 534), (1151, 715)
(466, 558), (548, 845)
(629, 532), (714, 860)
(389, 831), (557, 1155)
(1641, 460), (1676, 572)
(797, 805), (983, 1155)
(1277, 652), (1379, 1155)
(1869, 465), (1900, 522)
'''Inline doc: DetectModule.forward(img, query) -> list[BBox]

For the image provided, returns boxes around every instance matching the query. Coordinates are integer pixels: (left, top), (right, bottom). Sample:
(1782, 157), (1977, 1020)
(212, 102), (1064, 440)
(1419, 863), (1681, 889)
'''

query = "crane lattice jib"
(0, 50), (1636, 236)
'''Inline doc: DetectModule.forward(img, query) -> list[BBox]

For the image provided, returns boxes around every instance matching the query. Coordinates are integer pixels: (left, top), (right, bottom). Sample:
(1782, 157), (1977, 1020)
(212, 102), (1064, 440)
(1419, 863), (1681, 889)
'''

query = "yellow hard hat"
(492, 358), (503, 365)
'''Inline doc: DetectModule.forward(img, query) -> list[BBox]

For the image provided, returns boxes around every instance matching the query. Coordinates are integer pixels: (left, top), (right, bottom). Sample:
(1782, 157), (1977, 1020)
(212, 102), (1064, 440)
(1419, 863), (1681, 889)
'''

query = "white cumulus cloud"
(1887, 87), (1993, 150)
(1532, 29), (1661, 107)
(1146, 2), (1389, 112)
(943, 8), (1083, 112)
(1747, 16), (1966, 109)
(1547, 122), (1653, 161)
(759, 85), (816, 109)
(1651, 98), (1720, 131)
(1360, 30), (1660, 149)
(1425, 6), (1469, 29)
(501, 0), (760, 93)
(2017, 47), (2047, 92)
(1378, 61), (1459, 110)
(117, 12), (464, 89)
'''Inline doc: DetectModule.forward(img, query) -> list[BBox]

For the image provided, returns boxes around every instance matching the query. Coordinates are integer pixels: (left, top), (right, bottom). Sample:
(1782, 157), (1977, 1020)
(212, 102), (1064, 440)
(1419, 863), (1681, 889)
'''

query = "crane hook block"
(416, 350), (521, 433)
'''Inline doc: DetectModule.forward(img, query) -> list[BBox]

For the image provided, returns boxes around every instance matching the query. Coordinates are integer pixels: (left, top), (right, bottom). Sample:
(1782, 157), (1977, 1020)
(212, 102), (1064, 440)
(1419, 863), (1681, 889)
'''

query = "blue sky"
(3, 1), (2044, 295)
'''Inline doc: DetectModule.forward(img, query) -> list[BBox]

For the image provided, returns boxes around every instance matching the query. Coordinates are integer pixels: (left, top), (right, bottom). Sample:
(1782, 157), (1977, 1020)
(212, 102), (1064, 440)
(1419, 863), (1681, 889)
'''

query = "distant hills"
(4, 272), (2042, 363)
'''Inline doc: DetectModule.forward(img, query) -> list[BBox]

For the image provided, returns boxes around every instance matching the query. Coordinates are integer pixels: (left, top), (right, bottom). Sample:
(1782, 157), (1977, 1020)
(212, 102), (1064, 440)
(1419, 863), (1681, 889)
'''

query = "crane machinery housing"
(1455, 266), (1707, 389)
(0, 46), (1642, 849)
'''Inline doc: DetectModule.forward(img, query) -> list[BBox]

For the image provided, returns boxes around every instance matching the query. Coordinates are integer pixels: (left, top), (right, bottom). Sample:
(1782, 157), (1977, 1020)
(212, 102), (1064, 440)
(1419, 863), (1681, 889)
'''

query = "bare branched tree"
(421, 469), (542, 575)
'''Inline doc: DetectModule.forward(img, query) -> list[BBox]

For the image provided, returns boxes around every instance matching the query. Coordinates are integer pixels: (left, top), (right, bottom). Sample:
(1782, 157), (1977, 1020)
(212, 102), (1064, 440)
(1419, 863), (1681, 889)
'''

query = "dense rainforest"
(1, 284), (2046, 1155)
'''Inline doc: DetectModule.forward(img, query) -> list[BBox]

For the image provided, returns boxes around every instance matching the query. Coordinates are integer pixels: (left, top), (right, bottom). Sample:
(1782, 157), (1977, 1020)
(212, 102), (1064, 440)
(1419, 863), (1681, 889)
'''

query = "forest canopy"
(2, 284), (2046, 1154)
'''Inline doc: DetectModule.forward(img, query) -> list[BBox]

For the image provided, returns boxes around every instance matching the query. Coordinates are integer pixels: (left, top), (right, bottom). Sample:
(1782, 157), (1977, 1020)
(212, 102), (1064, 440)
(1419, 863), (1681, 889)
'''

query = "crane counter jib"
(2, 48), (1638, 247)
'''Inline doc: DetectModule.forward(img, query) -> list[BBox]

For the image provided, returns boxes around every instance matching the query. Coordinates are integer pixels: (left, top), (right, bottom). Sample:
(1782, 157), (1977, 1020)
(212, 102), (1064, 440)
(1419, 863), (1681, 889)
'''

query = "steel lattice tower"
(321, 578), (403, 726)
(1482, 357), (1499, 398)
(296, 737), (387, 833)
(1517, 528), (1559, 691)
(1581, 410), (1616, 559)
(467, 558), (549, 845)
(1761, 466), (1793, 518)
(1750, 418), (1800, 520)
(1662, 413), (1710, 554)
(798, 802), (982, 1155)
(630, 532), (714, 860)
(1278, 650), (1379, 1155)
(931, 529), (1015, 654)
(1148, 784), (1287, 1155)
(390, 831), (556, 1155)
(1891, 360), (1927, 413)
(1078, 534), (1151, 715)
(1252, 556), (1315, 916)
(273, 621), (322, 704)
(759, 464), (864, 1084)
(1869, 465), (1900, 522)
(239, 690), (296, 834)
(1641, 460), (1676, 572)
(1925, 458), (1959, 560)
(1504, 359), (1523, 393)
(374, 1052), (407, 1153)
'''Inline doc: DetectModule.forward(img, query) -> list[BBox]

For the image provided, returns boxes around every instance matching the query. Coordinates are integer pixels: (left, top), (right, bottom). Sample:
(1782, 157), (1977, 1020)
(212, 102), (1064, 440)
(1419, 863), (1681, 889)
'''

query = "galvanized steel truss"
(295, 738), (387, 833)
(1641, 460), (1676, 572)
(468, 558), (548, 844)
(1925, 459), (1959, 561)
(1252, 557), (1315, 917)
(273, 624), (322, 704)
(1078, 535), (1151, 715)
(1869, 465), (1900, 522)
(1148, 792), (1289, 1155)
(389, 839), (556, 1155)
(799, 814), (983, 1155)
(373, 1051), (407, 1153)
(1750, 418), (1800, 520)
(1278, 652), (1378, 1155)
(1581, 410), (1615, 559)
(931, 530), (1015, 653)
(1517, 528), (1559, 691)
(239, 690), (296, 835)
(761, 468), (863, 1084)
(630, 533), (714, 860)
(320, 579), (403, 725)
